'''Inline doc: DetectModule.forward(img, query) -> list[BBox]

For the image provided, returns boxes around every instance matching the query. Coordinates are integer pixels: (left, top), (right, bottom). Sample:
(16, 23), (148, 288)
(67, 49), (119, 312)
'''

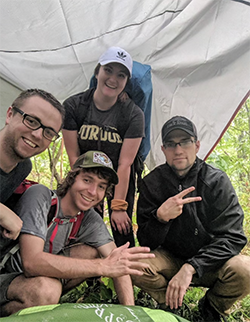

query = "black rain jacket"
(137, 157), (247, 277)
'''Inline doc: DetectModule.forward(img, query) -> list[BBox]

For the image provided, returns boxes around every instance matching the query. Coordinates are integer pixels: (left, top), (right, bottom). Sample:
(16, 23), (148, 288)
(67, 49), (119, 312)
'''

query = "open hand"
(102, 242), (155, 277)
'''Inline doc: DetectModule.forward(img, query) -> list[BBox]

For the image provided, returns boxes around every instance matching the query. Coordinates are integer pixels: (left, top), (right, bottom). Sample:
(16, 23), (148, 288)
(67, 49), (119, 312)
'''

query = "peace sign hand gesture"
(156, 186), (202, 223)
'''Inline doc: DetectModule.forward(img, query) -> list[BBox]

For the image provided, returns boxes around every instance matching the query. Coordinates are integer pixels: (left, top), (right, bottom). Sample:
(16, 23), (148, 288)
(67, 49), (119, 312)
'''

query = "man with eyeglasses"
(132, 116), (250, 321)
(0, 89), (64, 247)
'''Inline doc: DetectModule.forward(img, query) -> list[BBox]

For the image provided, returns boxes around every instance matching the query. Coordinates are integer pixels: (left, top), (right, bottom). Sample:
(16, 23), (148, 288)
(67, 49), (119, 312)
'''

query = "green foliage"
(27, 137), (70, 189)
(61, 279), (157, 308)
(207, 98), (250, 251)
(60, 278), (118, 305)
(184, 287), (206, 306)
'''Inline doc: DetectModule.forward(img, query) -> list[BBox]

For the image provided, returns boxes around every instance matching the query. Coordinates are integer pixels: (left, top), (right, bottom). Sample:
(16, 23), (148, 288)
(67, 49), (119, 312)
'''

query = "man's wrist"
(182, 263), (196, 275)
(152, 209), (169, 224)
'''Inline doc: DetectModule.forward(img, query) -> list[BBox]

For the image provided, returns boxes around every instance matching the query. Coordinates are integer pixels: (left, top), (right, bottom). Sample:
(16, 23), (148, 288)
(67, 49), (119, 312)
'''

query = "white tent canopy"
(1, 0), (249, 169)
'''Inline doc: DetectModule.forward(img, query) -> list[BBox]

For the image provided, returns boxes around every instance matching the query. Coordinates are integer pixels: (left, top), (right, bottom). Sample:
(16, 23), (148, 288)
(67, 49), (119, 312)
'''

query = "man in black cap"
(132, 116), (250, 321)
(0, 150), (154, 317)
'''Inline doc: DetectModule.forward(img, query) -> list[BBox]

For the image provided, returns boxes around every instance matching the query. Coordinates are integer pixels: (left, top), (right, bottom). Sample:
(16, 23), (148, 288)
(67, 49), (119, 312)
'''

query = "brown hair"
(12, 89), (65, 129)
(57, 167), (114, 198)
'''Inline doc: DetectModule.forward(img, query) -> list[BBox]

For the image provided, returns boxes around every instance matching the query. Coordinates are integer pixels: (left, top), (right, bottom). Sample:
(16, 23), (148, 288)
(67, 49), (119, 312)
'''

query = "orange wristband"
(111, 199), (128, 211)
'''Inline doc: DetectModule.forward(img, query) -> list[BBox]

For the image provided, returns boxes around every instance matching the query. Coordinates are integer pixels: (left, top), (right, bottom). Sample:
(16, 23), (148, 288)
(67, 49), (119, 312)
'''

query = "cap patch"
(93, 152), (113, 168)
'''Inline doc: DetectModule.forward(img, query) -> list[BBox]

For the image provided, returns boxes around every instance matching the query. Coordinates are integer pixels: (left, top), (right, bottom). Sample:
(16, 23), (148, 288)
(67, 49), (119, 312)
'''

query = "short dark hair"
(11, 89), (65, 129)
(57, 167), (114, 199)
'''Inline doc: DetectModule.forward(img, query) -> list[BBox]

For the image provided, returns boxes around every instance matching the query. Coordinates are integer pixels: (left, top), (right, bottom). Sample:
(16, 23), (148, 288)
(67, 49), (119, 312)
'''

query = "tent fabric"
(0, 303), (190, 322)
(0, 0), (249, 169)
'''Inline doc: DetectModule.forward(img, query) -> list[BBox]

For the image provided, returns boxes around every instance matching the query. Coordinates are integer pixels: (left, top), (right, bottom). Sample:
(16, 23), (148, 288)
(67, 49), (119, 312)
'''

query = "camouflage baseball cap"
(73, 151), (118, 185)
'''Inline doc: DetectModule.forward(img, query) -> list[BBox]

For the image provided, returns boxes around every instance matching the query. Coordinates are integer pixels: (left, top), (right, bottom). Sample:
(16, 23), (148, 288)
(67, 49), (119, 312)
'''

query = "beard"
(171, 162), (194, 177)
(3, 134), (28, 161)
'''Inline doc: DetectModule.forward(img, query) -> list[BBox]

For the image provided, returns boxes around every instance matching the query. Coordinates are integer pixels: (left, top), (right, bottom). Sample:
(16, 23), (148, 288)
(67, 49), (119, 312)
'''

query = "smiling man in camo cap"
(72, 150), (118, 184)
(132, 116), (250, 321)
(0, 150), (154, 317)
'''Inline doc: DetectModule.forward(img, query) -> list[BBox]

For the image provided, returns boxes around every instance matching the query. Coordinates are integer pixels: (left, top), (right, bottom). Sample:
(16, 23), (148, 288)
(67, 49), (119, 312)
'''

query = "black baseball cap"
(73, 151), (118, 185)
(162, 116), (198, 143)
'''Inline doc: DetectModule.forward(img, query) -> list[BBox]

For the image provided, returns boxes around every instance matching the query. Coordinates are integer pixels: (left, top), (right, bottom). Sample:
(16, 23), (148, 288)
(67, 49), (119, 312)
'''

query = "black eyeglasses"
(163, 139), (195, 150)
(12, 106), (60, 142)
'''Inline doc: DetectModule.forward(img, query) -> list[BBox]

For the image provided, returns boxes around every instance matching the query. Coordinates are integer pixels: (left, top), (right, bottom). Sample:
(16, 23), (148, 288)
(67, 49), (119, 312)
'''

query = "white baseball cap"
(98, 46), (133, 78)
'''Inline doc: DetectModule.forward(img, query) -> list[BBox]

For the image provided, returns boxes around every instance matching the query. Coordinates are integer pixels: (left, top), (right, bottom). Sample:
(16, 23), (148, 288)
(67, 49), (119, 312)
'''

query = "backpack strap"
(68, 211), (85, 242)
(47, 191), (60, 225)
(48, 216), (77, 253)
(14, 179), (39, 194)
(75, 88), (95, 129)
(117, 99), (135, 139)
(117, 99), (145, 179)
(47, 192), (85, 253)
(0, 244), (20, 271)
(48, 213), (85, 253)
